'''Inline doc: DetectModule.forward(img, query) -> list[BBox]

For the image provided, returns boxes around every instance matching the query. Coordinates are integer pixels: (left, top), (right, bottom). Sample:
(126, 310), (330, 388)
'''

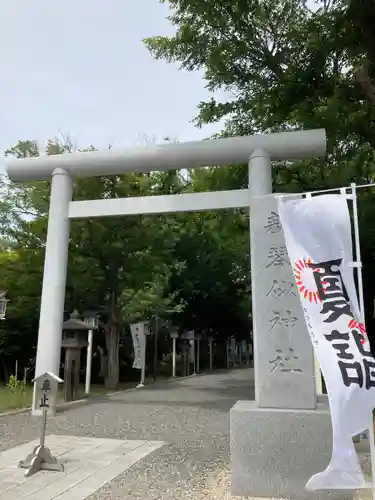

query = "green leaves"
(121, 262), (186, 324)
(144, 0), (375, 335)
(146, 0), (375, 151)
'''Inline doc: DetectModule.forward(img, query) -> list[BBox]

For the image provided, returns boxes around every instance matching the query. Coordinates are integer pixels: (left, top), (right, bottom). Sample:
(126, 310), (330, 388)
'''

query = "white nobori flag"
(278, 194), (375, 491)
(130, 323), (146, 371)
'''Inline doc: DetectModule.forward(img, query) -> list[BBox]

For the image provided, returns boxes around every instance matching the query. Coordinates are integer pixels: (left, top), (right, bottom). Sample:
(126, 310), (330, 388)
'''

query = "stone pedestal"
(63, 348), (81, 402)
(230, 399), (354, 500)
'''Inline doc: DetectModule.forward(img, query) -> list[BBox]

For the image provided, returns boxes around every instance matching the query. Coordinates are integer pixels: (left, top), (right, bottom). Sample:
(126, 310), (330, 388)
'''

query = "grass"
(0, 384), (34, 413)
(0, 378), (159, 414)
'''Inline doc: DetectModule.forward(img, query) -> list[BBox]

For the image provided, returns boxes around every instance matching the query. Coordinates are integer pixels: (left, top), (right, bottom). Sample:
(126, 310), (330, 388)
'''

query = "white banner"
(278, 194), (375, 491)
(130, 323), (146, 371)
(189, 339), (195, 363)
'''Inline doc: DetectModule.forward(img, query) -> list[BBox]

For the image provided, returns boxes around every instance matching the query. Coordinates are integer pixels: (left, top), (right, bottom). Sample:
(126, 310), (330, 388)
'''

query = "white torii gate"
(6, 129), (326, 410)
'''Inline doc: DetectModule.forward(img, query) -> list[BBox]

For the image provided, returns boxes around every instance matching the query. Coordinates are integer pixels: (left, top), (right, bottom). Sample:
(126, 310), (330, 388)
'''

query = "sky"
(0, 0), (223, 167)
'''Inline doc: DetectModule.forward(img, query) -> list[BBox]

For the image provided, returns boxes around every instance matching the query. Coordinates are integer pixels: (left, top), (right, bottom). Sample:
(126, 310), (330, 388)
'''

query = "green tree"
(145, 0), (375, 344)
(345, 0), (375, 105)
(3, 140), (167, 389)
(0, 250), (41, 380)
(145, 1), (375, 176)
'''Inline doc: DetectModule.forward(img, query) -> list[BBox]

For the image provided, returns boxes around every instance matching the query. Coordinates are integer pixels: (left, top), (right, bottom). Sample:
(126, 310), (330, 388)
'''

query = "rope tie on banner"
(348, 262), (363, 268)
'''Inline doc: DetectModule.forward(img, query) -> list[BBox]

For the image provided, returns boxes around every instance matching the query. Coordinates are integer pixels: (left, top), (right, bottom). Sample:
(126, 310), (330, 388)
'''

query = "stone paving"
(0, 369), (253, 500)
(3, 369), (370, 500)
(0, 436), (163, 499)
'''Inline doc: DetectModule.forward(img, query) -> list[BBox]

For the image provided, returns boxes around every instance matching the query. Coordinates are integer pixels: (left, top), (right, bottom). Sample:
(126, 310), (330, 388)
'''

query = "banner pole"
(139, 325), (146, 388)
(277, 181), (375, 200)
(350, 183), (374, 498)
(350, 183), (365, 319)
(140, 342), (146, 387)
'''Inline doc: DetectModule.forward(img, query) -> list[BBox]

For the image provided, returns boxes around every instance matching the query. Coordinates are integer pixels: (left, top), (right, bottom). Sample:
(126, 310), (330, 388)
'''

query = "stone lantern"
(62, 310), (90, 402)
(180, 330), (195, 376)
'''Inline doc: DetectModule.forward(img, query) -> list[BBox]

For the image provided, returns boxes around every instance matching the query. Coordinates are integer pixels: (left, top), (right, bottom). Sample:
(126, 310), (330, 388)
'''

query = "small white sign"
(189, 339), (195, 363)
(33, 372), (63, 414)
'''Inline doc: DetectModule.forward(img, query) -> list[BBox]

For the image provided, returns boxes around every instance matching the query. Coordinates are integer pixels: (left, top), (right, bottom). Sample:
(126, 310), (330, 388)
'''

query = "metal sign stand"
(19, 372), (64, 477)
(19, 409), (64, 477)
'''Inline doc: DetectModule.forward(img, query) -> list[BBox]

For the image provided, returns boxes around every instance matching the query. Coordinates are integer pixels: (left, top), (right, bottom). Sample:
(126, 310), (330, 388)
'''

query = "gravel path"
(0, 368), (254, 500)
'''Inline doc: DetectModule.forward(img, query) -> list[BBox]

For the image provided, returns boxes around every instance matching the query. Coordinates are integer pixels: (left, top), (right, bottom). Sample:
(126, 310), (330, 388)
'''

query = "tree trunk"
(354, 66), (375, 105)
(105, 325), (119, 390)
(104, 290), (121, 391)
(97, 346), (107, 378)
(153, 316), (159, 381)
(1, 360), (9, 382)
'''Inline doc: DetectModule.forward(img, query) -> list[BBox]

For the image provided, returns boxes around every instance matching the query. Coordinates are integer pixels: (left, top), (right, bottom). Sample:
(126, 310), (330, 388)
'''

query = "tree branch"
(354, 66), (375, 105)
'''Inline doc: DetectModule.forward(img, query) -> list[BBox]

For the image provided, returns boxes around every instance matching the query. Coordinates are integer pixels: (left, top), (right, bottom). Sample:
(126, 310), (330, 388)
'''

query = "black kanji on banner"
(308, 259), (349, 301)
(310, 258), (375, 389)
(338, 360), (364, 387)
(352, 330), (372, 356)
(308, 259), (352, 323)
(324, 329), (353, 360)
(320, 299), (353, 324)
(363, 359), (375, 389)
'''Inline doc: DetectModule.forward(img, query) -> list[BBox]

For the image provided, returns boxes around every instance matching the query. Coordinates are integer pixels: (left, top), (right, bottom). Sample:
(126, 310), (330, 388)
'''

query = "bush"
(6, 374), (26, 394)
(6, 375), (28, 408)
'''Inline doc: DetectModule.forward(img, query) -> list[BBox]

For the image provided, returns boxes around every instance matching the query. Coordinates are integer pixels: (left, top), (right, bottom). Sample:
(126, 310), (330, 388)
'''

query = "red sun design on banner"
(293, 258), (367, 345)
(293, 258), (324, 303)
